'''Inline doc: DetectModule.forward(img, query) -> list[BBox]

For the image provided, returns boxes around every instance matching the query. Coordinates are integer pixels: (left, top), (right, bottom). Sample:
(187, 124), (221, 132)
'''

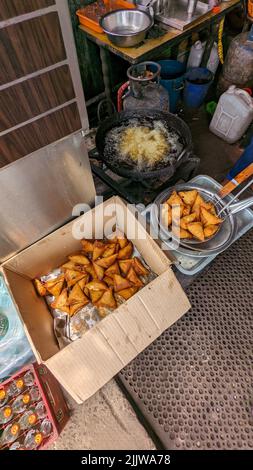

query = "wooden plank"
(0, 103), (81, 164)
(0, 65), (75, 132)
(0, 12), (66, 85)
(79, 0), (241, 63)
(0, 0), (55, 21)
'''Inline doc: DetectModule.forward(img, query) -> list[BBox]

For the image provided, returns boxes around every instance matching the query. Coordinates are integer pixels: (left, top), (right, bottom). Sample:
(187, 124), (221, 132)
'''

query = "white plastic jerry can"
(187, 40), (205, 69)
(210, 86), (253, 144)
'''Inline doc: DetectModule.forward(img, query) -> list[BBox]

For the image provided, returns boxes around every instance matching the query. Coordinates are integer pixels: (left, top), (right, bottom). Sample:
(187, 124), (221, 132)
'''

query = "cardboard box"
(1, 197), (190, 404)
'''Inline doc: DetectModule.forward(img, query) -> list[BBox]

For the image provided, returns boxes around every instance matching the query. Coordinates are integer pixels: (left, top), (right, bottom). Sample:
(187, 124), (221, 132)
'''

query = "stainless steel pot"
(99, 9), (153, 48)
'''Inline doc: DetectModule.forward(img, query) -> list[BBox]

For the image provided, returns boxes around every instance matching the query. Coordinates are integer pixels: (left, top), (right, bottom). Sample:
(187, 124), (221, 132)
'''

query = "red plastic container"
(0, 363), (69, 450)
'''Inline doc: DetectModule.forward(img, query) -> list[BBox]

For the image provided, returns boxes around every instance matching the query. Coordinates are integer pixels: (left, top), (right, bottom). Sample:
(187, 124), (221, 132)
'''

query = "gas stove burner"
(89, 147), (200, 205)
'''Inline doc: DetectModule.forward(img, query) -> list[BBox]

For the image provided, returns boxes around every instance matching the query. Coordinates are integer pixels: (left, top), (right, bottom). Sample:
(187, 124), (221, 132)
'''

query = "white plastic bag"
(0, 275), (34, 380)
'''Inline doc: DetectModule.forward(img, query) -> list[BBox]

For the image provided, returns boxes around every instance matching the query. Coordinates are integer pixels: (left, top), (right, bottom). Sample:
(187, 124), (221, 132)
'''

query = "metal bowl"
(151, 183), (236, 257)
(100, 9), (153, 48)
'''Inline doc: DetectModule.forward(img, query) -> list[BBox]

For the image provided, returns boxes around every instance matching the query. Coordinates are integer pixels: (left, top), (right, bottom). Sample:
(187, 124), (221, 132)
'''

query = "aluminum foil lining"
(40, 246), (156, 349)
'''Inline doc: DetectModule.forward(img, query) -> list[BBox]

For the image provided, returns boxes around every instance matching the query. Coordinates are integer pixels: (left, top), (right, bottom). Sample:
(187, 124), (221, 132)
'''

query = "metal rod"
(218, 177), (253, 216)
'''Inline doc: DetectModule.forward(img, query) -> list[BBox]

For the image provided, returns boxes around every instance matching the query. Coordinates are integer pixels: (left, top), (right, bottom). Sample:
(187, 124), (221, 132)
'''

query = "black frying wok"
(95, 109), (193, 181)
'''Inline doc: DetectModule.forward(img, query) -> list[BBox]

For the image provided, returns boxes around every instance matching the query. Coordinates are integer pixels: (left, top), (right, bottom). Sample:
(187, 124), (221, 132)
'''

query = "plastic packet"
(0, 275), (34, 380)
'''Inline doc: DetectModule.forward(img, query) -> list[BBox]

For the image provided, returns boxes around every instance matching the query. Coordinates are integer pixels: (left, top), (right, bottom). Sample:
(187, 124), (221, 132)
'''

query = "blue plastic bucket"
(184, 67), (214, 108)
(157, 60), (186, 113)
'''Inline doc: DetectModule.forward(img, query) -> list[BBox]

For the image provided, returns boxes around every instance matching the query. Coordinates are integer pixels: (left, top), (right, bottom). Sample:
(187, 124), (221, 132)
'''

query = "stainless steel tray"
(163, 175), (253, 275)
(155, 0), (211, 31)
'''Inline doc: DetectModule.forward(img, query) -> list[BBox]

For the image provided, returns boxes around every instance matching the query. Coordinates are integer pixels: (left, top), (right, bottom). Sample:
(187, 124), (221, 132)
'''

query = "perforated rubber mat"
(118, 231), (253, 449)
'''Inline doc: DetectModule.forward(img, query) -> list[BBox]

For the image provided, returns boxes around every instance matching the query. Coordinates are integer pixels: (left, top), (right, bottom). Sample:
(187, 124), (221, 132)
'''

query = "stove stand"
(89, 148), (200, 204)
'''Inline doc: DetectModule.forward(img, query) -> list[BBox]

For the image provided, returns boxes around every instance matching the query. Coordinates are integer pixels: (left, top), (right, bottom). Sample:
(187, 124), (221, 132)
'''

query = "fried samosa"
(113, 274), (132, 292)
(95, 288), (117, 310)
(166, 191), (183, 207)
(117, 235), (128, 249)
(187, 222), (205, 241)
(132, 258), (149, 276)
(117, 242), (133, 260)
(34, 279), (47, 296)
(86, 280), (107, 291)
(78, 276), (89, 291)
(126, 267), (144, 288)
(90, 289), (104, 303)
(44, 274), (65, 297)
(81, 239), (94, 253)
(105, 261), (120, 277)
(200, 207), (223, 226)
(68, 283), (89, 307)
(118, 259), (133, 276)
(204, 224), (219, 238)
(102, 244), (116, 258)
(95, 254), (118, 268)
(68, 254), (90, 265)
(178, 190), (198, 207)
(69, 302), (87, 316)
(93, 240), (106, 261)
(61, 261), (78, 271)
(117, 286), (138, 300)
(161, 204), (172, 227)
(51, 288), (69, 314)
(182, 204), (191, 217)
(180, 213), (197, 230)
(65, 270), (85, 288)
(103, 276), (115, 287)
(192, 194), (206, 220)
(92, 261), (105, 281)
(85, 264), (98, 280)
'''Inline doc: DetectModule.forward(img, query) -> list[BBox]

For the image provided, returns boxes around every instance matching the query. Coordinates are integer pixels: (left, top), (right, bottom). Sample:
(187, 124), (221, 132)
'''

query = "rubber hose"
(218, 17), (225, 65)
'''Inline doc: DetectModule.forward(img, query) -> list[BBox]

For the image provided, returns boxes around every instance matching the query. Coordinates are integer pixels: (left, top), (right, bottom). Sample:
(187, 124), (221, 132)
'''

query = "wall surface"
(68, 0), (128, 118)
(0, 0), (88, 166)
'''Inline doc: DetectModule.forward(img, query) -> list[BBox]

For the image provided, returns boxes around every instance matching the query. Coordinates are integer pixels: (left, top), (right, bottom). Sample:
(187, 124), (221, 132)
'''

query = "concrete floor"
(50, 381), (155, 450)
(50, 107), (247, 451)
(183, 107), (243, 182)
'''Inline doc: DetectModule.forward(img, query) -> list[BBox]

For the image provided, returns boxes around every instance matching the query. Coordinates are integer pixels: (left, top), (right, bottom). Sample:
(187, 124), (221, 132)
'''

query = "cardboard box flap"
(46, 270), (190, 403)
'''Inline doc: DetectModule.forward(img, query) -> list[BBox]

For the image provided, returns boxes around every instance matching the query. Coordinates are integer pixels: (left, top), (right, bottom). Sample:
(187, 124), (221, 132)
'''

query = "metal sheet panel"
(0, 132), (96, 263)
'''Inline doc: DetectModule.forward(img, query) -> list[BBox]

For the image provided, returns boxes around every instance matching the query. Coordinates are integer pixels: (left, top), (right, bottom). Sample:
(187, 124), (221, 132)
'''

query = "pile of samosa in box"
(34, 233), (151, 319)
(162, 189), (223, 242)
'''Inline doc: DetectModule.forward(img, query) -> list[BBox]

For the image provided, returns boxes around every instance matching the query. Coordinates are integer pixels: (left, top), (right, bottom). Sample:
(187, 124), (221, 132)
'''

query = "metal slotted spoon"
(151, 182), (253, 256)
